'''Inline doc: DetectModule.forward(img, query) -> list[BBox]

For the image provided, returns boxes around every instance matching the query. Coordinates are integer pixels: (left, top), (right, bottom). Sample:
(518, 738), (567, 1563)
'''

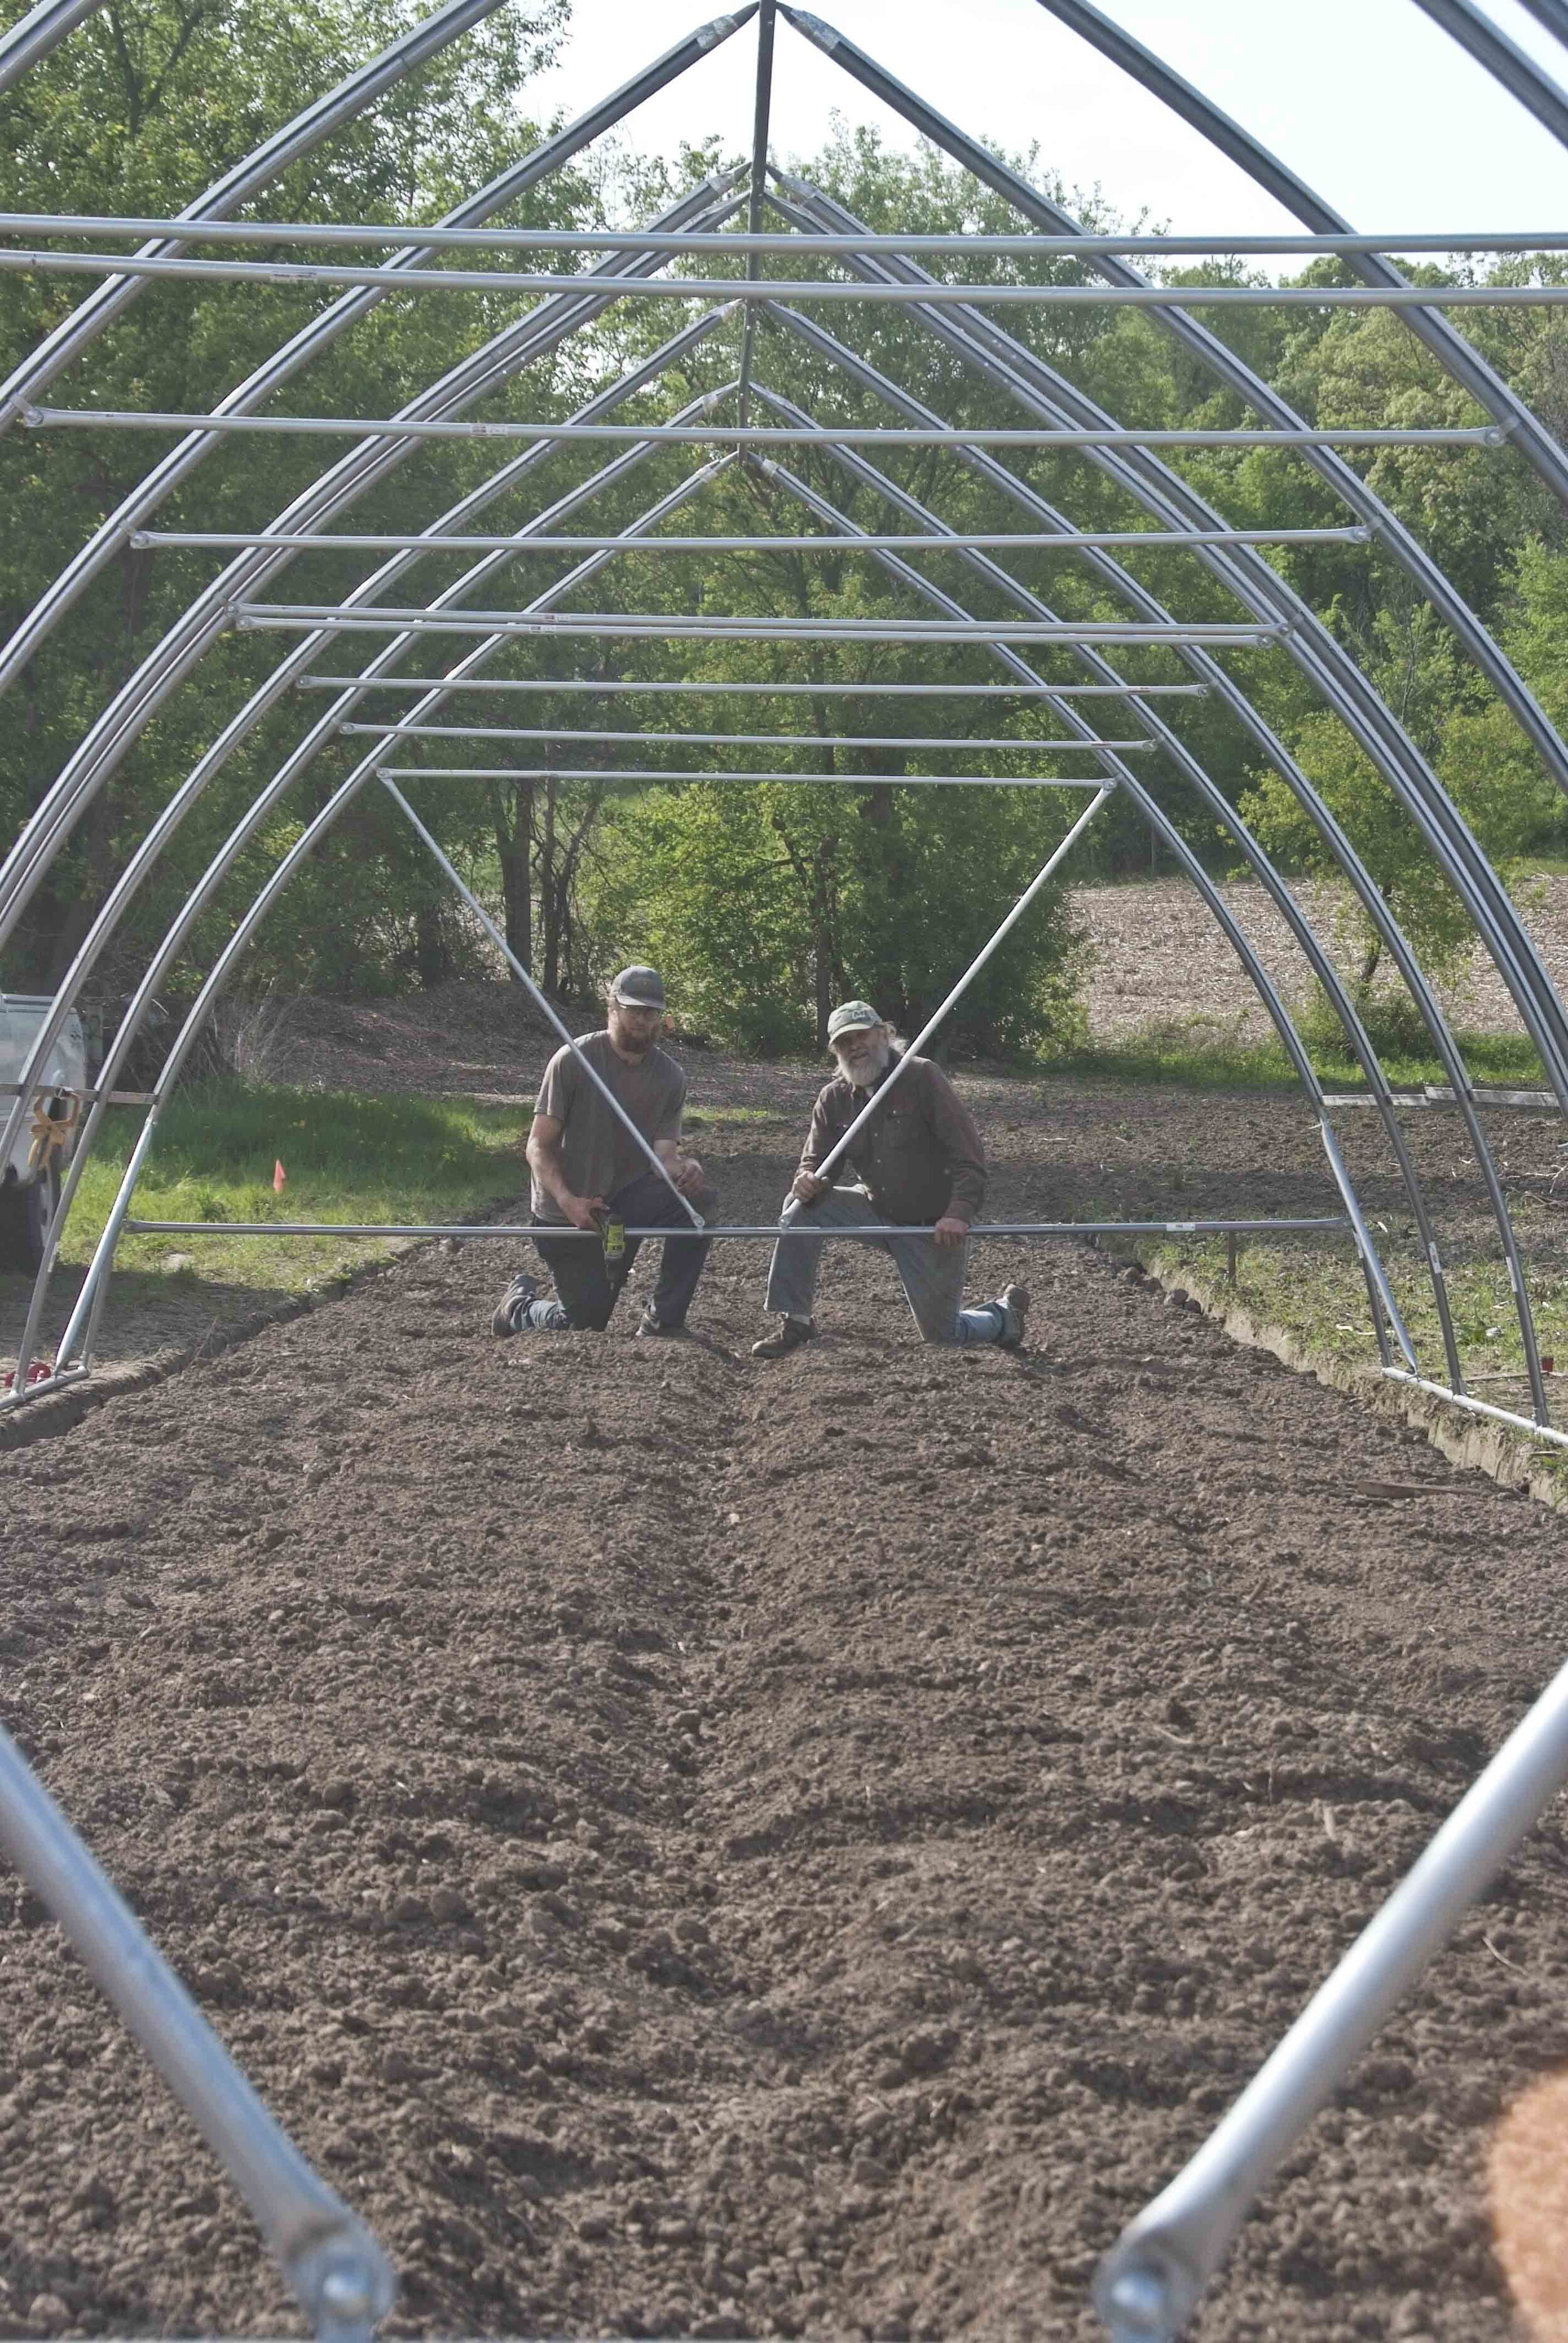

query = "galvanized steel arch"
(1409, 0), (1568, 145)
(757, 198), (1550, 1401)
(746, 374), (1479, 1387)
(0, 321), (736, 1202)
(0, 9), (756, 695)
(0, 0), (519, 427)
(9, 13), (1568, 2342)
(1019, 0), (1568, 507)
(765, 42), (1568, 1092)
(0, 170), (743, 955)
(11, 446), (736, 1383)
(1, 0), (1564, 1451)
(0, 0), (104, 92)
(768, 172), (1568, 1117)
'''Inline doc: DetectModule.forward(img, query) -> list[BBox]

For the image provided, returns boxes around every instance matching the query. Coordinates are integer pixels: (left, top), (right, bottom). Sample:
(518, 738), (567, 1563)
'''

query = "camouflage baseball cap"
(827, 999), (883, 1039)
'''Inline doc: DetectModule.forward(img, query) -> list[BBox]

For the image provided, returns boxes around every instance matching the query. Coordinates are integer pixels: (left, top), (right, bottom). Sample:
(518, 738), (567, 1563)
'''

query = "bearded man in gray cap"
(752, 1000), (1027, 1358)
(491, 965), (716, 1341)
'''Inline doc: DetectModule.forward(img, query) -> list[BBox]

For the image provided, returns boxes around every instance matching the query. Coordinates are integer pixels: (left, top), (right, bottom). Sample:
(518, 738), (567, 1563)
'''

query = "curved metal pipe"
(755, 426), (1458, 1387)
(756, 280), (1545, 1409)
(769, 172), (1568, 1112)
(1409, 0), (1568, 146)
(0, 12), (755, 685)
(3, 420), (733, 1378)
(0, 313), (729, 1183)
(0, 0), (103, 91)
(767, 25), (1568, 860)
(14, 450), (732, 1384)
(751, 269), (1550, 1403)
(0, 0), (519, 425)
(0, 177), (740, 944)
(1009, 0), (1568, 507)
(1517, 0), (1568, 42)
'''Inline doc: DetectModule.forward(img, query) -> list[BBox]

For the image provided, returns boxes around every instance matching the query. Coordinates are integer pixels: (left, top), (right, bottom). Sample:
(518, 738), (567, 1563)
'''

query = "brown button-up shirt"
(800, 1051), (987, 1227)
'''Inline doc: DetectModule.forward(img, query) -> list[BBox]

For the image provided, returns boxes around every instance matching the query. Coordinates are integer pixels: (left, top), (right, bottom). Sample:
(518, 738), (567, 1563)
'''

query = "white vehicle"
(0, 995), (88, 1272)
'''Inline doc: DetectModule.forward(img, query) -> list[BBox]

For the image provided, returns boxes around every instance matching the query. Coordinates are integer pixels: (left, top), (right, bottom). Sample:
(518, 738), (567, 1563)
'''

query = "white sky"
(529, 0), (1568, 238)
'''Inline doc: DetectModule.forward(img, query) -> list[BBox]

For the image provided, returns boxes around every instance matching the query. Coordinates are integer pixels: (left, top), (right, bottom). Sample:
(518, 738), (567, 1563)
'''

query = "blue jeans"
(526, 1167), (714, 1331)
(763, 1185), (1007, 1345)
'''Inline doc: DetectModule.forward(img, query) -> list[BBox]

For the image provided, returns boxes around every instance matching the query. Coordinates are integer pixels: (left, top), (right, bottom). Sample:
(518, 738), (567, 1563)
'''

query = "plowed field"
(3, 1131), (1568, 2343)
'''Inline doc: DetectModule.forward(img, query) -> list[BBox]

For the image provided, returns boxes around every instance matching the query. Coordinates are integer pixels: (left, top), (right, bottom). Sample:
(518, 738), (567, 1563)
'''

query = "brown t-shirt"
(529, 1031), (686, 1224)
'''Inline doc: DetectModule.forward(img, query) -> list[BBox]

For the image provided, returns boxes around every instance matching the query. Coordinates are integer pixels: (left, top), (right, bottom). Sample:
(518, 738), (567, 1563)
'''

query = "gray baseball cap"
(827, 999), (884, 1040)
(610, 964), (666, 1009)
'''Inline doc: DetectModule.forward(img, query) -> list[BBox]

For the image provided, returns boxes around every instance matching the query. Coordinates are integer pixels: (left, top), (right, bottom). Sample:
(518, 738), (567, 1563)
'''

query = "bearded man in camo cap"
(752, 999), (1028, 1359)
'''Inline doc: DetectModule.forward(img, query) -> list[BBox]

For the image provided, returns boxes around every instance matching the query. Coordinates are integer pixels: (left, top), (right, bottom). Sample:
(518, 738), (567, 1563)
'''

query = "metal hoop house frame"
(5, 3), (1568, 2340)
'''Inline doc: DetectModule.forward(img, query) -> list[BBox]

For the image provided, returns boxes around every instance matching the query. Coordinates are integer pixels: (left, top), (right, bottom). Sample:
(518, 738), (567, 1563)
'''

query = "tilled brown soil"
(4, 1135), (1568, 2343)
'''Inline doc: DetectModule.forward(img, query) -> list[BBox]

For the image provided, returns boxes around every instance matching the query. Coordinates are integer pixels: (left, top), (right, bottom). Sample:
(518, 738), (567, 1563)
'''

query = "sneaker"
(751, 1316), (818, 1360)
(635, 1308), (691, 1341)
(490, 1272), (538, 1338)
(995, 1283), (1030, 1349)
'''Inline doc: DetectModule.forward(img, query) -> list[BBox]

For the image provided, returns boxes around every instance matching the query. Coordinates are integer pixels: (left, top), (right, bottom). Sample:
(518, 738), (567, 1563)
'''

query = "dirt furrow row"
(3, 1142), (1568, 2343)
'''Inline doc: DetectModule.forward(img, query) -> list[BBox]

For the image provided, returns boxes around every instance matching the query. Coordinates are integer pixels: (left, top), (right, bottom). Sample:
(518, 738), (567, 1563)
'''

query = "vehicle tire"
(0, 1162), (62, 1274)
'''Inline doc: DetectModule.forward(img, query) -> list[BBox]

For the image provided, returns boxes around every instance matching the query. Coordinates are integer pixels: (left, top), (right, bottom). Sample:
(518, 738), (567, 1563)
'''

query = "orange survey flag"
(273, 1160), (287, 1193)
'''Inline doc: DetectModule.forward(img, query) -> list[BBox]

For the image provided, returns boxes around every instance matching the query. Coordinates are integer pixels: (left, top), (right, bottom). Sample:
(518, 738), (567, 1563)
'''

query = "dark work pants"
(527, 1167), (716, 1331)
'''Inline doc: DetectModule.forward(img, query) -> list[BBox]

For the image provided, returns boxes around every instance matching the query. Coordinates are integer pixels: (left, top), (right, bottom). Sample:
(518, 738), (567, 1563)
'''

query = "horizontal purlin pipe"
(121, 1217), (1352, 1239)
(31, 408), (1506, 447)
(375, 767), (1114, 786)
(240, 611), (1285, 643)
(6, 212), (1568, 254)
(346, 725), (1157, 748)
(134, 526), (1374, 550)
(296, 676), (1209, 697)
(5, 249), (1567, 302)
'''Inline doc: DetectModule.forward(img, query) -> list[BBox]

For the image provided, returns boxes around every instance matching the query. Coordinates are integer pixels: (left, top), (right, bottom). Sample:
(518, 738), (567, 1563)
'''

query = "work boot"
(635, 1307), (691, 1341)
(994, 1283), (1030, 1348)
(751, 1316), (818, 1360)
(490, 1271), (539, 1337)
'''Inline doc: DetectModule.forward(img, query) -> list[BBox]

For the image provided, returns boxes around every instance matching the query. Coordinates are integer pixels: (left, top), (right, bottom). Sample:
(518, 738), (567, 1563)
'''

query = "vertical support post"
(735, 0), (778, 426)
(1226, 1230), (1237, 1288)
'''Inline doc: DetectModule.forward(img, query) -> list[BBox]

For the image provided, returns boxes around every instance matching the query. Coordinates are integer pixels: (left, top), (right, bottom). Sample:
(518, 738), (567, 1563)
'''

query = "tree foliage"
(3, 17), (1567, 1064)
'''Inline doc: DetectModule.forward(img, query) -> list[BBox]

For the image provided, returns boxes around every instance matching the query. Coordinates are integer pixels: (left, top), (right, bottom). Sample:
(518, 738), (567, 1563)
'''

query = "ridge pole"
(736, 0), (778, 426)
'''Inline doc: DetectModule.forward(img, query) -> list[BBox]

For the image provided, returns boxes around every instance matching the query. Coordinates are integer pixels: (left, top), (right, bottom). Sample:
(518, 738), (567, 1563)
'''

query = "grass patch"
(59, 1081), (529, 1296)
(1056, 1021), (1549, 1094)
(1120, 1224), (1568, 1487)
